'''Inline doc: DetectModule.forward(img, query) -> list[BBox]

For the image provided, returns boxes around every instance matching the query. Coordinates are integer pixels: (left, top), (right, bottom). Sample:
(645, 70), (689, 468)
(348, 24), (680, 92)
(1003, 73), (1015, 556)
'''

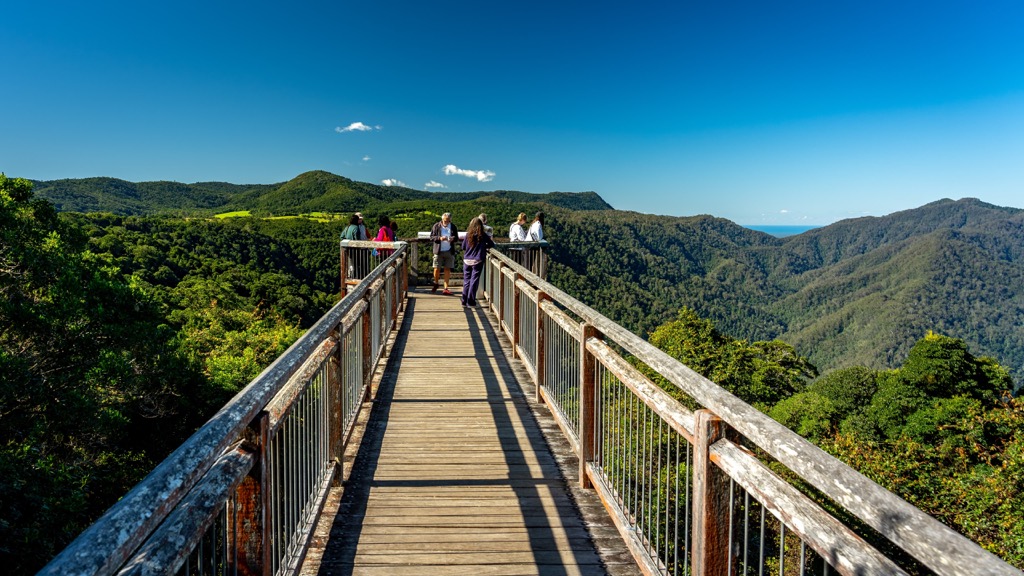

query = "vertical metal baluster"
(744, 491), (750, 576)
(671, 430), (678, 576)
(224, 503), (230, 576)
(308, 384), (313, 513)
(299, 392), (306, 534)
(759, 502), (766, 576)
(299, 393), (305, 533)
(598, 365), (603, 477)
(663, 414), (671, 565)
(317, 367), (323, 484)
(684, 437), (691, 572)
(799, 541), (806, 576)
(325, 363), (331, 476)
(594, 364), (602, 473)
(630, 389), (638, 524)
(642, 400), (650, 552)
(283, 418), (290, 561)
(278, 426), (285, 571)
(558, 323), (563, 419)
(635, 392), (643, 528)
(563, 325), (568, 427)
(271, 428), (278, 573)
(200, 520), (206, 575)
(629, 392), (637, 526)
(778, 522), (785, 576)
(616, 369), (624, 507)
(268, 433), (275, 574)
(643, 399), (651, 553)
(569, 328), (575, 432)
(291, 410), (298, 555)
(728, 479), (735, 576)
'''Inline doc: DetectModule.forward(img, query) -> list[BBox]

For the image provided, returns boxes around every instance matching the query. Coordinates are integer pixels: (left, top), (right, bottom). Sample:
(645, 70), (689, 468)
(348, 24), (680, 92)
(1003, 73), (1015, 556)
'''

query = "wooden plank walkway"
(301, 288), (641, 576)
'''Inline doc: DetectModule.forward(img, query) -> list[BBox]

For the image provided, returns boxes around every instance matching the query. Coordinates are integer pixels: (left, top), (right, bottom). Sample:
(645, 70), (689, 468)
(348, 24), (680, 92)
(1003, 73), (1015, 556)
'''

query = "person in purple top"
(460, 216), (494, 307)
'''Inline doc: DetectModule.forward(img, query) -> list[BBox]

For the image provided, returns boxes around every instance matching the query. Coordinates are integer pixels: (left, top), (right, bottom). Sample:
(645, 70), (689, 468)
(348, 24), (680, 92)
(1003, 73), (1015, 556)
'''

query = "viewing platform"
(300, 288), (638, 575)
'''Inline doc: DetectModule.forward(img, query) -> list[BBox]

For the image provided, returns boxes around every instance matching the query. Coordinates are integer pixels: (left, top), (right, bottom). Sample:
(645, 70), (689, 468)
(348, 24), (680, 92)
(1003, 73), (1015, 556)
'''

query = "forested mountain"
(30, 177), (277, 214)
(33, 170), (612, 216)
(545, 199), (1024, 387)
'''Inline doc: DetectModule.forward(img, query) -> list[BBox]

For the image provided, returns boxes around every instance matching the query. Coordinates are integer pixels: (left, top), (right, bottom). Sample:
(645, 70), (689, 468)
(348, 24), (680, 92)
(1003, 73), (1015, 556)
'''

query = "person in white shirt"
(429, 212), (459, 295)
(509, 212), (528, 241)
(528, 211), (544, 241)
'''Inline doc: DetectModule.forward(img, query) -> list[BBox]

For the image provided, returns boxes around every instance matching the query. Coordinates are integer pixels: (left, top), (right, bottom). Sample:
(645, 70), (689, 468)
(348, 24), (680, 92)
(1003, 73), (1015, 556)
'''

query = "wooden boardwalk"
(301, 288), (640, 576)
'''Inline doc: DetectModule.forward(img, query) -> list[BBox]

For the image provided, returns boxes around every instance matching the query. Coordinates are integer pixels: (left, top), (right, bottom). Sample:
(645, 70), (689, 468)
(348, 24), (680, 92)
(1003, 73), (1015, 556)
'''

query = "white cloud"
(780, 209), (790, 214)
(363, 155), (372, 162)
(425, 180), (446, 189)
(381, 179), (406, 187)
(443, 164), (495, 182)
(336, 122), (380, 133)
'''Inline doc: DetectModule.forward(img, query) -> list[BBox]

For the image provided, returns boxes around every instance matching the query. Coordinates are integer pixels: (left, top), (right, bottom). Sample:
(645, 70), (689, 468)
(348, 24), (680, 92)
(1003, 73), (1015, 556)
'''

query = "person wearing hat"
(354, 212), (368, 240)
(429, 212), (459, 295)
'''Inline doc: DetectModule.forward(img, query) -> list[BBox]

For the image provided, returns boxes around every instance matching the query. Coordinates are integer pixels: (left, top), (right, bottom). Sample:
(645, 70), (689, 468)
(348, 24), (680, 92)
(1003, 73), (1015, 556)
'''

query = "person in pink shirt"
(374, 214), (394, 257)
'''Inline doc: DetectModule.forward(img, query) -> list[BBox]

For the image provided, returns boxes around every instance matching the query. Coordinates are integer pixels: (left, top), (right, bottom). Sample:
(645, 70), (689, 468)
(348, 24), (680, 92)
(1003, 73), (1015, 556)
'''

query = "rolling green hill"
(31, 177), (277, 214)
(33, 170), (613, 216)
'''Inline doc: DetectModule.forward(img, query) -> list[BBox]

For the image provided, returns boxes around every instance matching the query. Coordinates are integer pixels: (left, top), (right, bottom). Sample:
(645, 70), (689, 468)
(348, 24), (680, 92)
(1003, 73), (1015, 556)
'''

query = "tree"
(646, 307), (816, 407)
(0, 175), (204, 574)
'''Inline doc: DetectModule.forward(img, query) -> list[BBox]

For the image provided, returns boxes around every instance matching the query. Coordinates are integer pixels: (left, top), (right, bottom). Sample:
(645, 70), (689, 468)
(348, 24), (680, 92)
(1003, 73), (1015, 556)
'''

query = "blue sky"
(3, 0), (1023, 225)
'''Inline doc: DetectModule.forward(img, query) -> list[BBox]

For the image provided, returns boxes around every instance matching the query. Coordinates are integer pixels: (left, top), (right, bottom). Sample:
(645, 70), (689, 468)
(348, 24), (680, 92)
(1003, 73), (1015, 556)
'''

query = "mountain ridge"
(32, 170), (614, 215)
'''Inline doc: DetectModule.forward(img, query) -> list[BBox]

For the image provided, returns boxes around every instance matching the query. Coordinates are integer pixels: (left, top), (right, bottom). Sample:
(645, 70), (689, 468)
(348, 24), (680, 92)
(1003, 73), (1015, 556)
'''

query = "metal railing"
(483, 248), (1018, 576)
(40, 242), (409, 576)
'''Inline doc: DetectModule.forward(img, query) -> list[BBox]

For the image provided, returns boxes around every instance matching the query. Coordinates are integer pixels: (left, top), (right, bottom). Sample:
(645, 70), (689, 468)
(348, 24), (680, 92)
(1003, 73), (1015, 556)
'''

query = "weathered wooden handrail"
(40, 243), (409, 576)
(483, 247), (1018, 576)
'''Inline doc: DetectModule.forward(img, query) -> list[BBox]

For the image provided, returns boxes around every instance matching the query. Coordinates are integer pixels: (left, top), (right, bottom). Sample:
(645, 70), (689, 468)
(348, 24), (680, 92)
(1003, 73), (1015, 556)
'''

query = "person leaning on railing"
(478, 212), (493, 237)
(528, 211), (544, 241)
(461, 216), (493, 307)
(509, 212), (528, 241)
(374, 214), (394, 258)
(342, 213), (368, 278)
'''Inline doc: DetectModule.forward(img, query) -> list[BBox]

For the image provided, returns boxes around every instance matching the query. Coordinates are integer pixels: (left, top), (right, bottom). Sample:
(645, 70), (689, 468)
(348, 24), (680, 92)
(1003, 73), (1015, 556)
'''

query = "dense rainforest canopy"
(4, 172), (1023, 572)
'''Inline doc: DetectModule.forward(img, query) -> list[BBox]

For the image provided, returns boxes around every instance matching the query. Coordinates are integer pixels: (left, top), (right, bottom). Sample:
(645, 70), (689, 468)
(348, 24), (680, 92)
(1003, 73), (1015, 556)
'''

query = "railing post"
(496, 262), (506, 332)
(407, 241), (418, 291)
(361, 289), (373, 397)
(329, 329), (344, 485)
(512, 273), (522, 359)
(535, 291), (548, 404)
(229, 411), (270, 576)
(538, 245), (548, 279)
(339, 241), (348, 299)
(692, 409), (733, 576)
(399, 252), (407, 311)
(579, 323), (599, 489)
(390, 267), (399, 330)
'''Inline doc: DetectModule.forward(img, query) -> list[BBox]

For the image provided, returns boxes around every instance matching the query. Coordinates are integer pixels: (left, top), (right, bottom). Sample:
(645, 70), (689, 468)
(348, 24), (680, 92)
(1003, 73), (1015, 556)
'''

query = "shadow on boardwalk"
(304, 289), (639, 576)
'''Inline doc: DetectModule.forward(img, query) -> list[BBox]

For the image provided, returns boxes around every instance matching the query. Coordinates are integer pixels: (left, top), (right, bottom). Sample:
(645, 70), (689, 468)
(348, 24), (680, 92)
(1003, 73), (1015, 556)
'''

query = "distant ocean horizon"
(743, 225), (821, 237)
